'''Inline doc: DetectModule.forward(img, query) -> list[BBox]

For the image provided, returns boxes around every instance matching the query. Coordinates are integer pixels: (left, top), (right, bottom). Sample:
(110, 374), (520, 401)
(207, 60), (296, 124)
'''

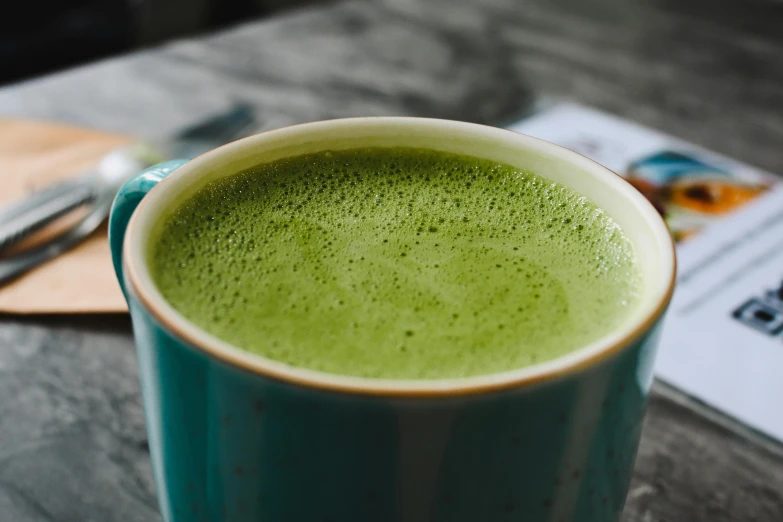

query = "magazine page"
(509, 103), (783, 442)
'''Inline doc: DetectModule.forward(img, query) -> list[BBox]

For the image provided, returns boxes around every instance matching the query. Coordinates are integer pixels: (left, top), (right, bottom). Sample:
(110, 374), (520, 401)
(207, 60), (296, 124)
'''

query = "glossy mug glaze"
(109, 118), (676, 522)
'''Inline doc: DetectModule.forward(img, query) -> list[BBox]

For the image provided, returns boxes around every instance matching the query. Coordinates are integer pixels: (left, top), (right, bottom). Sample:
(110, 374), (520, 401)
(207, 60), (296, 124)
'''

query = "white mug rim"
(123, 117), (676, 398)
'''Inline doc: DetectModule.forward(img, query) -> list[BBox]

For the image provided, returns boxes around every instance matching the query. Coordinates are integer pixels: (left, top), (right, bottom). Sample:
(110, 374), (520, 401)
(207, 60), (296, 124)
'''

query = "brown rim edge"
(123, 120), (677, 399)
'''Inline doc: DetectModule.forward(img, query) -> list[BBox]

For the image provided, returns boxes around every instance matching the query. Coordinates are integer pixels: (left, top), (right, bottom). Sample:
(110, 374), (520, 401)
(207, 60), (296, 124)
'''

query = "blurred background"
(1, 0), (329, 85)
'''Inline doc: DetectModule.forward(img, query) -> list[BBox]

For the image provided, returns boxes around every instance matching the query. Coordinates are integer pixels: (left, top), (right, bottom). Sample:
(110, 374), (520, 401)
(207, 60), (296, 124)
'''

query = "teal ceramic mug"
(109, 118), (675, 522)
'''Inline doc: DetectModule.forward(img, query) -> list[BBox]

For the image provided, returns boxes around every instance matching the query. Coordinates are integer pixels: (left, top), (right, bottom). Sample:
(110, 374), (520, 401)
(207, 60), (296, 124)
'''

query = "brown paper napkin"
(0, 120), (132, 314)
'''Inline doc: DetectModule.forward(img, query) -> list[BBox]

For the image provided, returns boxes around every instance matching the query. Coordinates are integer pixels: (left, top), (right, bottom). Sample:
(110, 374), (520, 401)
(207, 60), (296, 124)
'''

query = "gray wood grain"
(1, 0), (783, 520)
(632, 385), (783, 521)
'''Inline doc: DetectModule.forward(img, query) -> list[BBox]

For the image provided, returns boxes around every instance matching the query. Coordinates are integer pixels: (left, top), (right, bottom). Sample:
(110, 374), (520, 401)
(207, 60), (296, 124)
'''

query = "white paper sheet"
(508, 103), (783, 442)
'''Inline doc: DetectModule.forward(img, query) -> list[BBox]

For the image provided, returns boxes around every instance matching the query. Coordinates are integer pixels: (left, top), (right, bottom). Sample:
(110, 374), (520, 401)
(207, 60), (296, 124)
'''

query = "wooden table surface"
(1, 0), (783, 520)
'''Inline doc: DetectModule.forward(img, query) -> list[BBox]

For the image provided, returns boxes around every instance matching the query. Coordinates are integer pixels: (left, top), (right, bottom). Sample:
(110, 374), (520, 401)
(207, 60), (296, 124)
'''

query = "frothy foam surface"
(150, 147), (641, 379)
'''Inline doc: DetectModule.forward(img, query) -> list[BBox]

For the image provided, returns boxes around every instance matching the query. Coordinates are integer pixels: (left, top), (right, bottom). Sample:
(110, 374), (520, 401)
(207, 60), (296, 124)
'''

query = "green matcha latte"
(149, 147), (641, 379)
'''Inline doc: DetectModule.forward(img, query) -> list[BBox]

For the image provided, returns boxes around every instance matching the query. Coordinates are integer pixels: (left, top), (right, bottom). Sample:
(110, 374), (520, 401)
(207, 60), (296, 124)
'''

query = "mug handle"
(109, 160), (188, 298)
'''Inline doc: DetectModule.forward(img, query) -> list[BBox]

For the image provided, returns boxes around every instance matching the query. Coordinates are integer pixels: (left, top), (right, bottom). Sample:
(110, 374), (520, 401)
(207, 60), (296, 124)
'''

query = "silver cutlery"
(0, 103), (257, 286)
(0, 189), (115, 286)
(0, 180), (95, 252)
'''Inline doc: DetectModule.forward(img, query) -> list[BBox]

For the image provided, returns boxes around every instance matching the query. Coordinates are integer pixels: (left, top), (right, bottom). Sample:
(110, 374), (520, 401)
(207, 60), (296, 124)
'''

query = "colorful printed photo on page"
(625, 151), (772, 242)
